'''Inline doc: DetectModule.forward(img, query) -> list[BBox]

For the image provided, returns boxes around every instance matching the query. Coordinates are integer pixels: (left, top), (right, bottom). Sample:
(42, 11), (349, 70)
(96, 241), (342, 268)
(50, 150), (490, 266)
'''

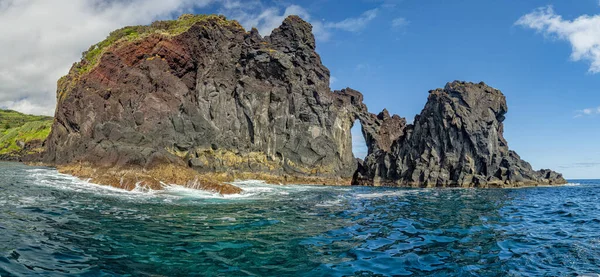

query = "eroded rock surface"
(43, 14), (565, 188)
(45, 15), (364, 186)
(354, 81), (566, 187)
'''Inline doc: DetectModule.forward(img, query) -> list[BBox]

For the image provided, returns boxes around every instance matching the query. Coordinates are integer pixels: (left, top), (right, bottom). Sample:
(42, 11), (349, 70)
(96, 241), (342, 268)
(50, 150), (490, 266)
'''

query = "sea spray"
(1, 162), (597, 276)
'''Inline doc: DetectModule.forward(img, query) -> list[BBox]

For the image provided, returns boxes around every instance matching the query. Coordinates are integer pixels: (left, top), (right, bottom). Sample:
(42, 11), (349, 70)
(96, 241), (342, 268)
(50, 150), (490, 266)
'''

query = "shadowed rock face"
(45, 15), (364, 182)
(354, 81), (567, 187)
(43, 14), (565, 188)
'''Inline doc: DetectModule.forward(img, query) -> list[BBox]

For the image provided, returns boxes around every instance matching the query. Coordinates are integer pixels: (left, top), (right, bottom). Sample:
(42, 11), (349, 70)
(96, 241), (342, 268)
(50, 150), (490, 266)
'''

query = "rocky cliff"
(43, 14), (565, 191)
(44, 15), (367, 191)
(353, 81), (566, 187)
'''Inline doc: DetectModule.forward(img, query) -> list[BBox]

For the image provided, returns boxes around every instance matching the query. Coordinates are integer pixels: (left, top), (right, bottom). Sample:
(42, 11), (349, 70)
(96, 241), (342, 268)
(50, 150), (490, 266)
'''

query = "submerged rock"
(57, 163), (243, 194)
(43, 14), (565, 189)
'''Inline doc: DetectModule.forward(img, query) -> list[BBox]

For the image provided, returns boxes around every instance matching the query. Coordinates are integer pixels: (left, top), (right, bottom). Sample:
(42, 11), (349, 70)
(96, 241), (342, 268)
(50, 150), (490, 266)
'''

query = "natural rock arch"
(42, 14), (566, 189)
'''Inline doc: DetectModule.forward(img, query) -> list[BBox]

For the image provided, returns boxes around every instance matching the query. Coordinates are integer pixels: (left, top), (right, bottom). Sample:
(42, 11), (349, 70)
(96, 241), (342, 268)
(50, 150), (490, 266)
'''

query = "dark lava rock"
(44, 15), (366, 181)
(43, 14), (565, 187)
(354, 81), (567, 187)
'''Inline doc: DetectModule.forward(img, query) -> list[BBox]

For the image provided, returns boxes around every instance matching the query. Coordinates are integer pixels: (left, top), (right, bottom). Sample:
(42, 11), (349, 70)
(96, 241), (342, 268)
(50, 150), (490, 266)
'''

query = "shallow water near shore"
(0, 162), (598, 276)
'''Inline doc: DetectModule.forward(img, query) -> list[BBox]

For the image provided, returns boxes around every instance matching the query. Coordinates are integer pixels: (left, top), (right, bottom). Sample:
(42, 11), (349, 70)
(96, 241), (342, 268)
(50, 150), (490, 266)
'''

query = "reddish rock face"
(44, 15), (565, 188)
(44, 15), (372, 182)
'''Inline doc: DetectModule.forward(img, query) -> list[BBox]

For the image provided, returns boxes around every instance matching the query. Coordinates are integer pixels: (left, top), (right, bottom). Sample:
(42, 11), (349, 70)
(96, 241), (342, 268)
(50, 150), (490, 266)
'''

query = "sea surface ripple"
(0, 162), (598, 276)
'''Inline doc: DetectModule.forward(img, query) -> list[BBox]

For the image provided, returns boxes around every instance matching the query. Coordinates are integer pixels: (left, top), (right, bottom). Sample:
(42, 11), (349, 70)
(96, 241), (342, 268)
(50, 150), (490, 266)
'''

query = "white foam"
(565, 183), (582, 187)
(231, 179), (271, 186)
(27, 168), (152, 200)
(354, 190), (414, 199)
(315, 199), (344, 207)
(159, 184), (224, 198)
(25, 168), (335, 202)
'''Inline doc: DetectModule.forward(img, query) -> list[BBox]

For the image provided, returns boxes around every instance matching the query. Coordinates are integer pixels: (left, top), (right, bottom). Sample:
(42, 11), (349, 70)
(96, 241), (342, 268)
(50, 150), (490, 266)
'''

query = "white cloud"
(329, 76), (338, 87)
(221, 0), (253, 9)
(391, 17), (409, 28)
(325, 8), (378, 32)
(0, 1), (384, 116)
(516, 6), (600, 73)
(574, 105), (600, 117)
(0, 0), (215, 115)
(223, 4), (330, 40)
(0, 99), (55, 116)
(227, 5), (382, 40)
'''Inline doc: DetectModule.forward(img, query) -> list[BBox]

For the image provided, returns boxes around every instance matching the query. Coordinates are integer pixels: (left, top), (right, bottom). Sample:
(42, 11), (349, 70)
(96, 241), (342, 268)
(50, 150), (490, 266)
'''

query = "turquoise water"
(0, 162), (598, 276)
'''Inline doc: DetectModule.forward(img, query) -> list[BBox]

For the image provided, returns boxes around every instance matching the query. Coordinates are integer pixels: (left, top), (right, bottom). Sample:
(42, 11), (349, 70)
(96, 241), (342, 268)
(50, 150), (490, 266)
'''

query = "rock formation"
(42, 14), (566, 190)
(353, 81), (567, 187)
(44, 15), (366, 190)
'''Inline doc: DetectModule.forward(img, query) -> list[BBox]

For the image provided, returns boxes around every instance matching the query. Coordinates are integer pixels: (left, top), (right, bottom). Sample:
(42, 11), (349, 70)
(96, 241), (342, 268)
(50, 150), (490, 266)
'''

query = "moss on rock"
(74, 14), (242, 75)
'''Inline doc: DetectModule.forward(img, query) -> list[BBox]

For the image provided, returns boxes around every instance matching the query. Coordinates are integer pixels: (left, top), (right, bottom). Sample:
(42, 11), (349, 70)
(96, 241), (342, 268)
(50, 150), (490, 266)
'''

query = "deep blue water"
(0, 162), (599, 276)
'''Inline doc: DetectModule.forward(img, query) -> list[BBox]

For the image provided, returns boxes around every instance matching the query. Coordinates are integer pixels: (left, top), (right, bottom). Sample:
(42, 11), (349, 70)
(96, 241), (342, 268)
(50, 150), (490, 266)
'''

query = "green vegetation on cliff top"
(57, 14), (241, 102)
(0, 109), (51, 131)
(75, 14), (241, 75)
(0, 109), (52, 157)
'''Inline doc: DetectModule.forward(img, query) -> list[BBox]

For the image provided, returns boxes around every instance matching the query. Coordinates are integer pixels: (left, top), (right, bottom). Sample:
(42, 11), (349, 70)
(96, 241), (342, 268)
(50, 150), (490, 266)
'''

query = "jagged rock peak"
(42, 12), (566, 190)
(355, 81), (566, 188)
(269, 15), (316, 50)
(44, 13), (367, 189)
(435, 81), (508, 119)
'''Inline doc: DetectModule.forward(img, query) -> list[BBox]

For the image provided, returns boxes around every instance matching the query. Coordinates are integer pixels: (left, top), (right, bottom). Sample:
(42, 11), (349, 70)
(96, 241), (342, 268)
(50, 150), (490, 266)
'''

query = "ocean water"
(0, 162), (598, 276)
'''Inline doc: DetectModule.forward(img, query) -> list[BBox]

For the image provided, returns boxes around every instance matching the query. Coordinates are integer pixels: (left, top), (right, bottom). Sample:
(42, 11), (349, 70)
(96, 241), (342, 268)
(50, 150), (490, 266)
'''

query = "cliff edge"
(42, 14), (566, 191)
(44, 15), (365, 192)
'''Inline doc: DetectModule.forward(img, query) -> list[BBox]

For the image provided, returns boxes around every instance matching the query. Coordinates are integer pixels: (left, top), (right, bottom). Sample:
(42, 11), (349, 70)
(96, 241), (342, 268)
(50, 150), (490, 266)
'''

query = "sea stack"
(353, 81), (567, 187)
(42, 14), (566, 190)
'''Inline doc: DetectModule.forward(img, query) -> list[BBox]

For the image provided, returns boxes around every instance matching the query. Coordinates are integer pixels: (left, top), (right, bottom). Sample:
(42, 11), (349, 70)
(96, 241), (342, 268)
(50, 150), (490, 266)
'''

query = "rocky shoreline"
(13, 14), (565, 193)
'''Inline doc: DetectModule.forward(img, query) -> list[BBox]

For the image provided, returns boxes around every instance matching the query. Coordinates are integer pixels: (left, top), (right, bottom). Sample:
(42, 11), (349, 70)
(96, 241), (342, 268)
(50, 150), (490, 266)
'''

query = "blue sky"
(0, 0), (598, 179)
(200, 0), (600, 179)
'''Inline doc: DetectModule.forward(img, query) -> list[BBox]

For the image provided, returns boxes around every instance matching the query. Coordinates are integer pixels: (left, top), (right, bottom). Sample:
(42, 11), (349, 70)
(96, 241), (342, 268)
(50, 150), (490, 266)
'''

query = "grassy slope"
(0, 110), (52, 157)
(76, 14), (240, 75)
(57, 14), (241, 101)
